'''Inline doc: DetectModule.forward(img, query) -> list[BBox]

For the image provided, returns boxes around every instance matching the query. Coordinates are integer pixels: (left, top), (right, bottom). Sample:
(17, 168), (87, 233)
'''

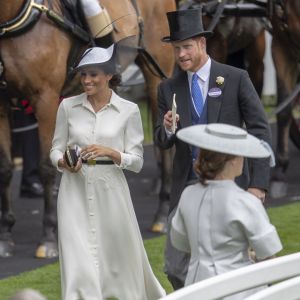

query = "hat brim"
(73, 43), (115, 72)
(161, 31), (213, 43)
(176, 124), (271, 158)
(73, 35), (138, 74)
(73, 62), (112, 72)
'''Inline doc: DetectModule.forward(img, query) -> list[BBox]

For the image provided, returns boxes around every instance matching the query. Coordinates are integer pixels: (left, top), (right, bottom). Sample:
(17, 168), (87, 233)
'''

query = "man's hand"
(164, 110), (179, 132)
(248, 187), (266, 203)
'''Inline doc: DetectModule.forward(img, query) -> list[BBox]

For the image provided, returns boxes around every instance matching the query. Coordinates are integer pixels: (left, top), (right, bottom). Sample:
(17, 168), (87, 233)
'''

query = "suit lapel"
(171, 71), (192, 129)
(207, 60), (227, 123)
(171, 60), (227, 126)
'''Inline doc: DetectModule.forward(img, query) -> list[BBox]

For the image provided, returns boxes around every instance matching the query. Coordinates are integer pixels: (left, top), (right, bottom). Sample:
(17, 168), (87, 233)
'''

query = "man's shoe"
(20, 182), (44, 198)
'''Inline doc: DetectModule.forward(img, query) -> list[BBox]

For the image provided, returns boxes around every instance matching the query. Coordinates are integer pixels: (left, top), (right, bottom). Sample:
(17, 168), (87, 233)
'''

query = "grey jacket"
(171, 180), (282, 297)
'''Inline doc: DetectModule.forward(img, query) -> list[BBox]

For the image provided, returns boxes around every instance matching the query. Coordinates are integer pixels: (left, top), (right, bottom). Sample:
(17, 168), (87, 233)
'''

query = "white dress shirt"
(187, 56), (212, 103)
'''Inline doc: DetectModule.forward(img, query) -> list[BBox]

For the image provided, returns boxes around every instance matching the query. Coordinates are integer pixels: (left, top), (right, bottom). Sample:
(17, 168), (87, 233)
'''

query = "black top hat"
(162, 7), (213, 43)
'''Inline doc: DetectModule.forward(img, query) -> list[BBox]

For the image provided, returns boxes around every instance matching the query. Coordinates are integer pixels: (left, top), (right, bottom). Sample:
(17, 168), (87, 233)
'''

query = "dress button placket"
(92, 115), (98, 143)
(88, 115), (101, 270)
(86, 169), (98, 269)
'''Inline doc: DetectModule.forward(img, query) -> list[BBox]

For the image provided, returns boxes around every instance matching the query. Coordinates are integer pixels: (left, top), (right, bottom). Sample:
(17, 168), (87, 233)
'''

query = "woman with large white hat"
(170, 123), (282, 299)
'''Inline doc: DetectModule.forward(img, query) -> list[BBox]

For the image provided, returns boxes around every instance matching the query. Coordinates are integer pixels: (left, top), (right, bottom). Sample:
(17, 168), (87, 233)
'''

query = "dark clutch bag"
(65, 146), (79, 168)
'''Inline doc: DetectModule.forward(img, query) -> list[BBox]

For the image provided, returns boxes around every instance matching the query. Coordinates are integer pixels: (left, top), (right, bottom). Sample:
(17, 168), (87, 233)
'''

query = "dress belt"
(82, 159), (114, 165)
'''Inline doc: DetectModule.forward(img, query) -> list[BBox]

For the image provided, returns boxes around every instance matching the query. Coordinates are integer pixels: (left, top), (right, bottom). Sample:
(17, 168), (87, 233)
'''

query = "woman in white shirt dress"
(50, 42), (166, 300)
(171, 124), (283, 300)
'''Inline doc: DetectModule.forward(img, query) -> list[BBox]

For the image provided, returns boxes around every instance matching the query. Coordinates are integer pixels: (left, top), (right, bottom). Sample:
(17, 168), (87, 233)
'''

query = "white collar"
(188, 56), (211, 83)
(72, 90), (122, 113)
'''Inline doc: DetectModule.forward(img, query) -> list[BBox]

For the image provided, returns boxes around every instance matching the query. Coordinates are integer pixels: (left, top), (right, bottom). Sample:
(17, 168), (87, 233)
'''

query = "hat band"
(205, 126), (247, 139)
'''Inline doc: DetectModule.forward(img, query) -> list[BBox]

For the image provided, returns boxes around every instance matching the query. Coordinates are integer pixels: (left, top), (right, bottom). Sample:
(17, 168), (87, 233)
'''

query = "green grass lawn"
(138, 100), (153, 145)
(0, 202), (300, 299)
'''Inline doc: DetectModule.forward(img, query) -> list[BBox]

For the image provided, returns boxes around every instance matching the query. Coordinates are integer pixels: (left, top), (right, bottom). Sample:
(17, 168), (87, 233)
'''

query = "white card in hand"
(172, 94), (177, 133)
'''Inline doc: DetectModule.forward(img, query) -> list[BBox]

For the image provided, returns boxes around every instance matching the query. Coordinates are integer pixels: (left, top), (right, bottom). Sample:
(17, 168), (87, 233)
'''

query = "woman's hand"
(81, 145), (108, 160)
(81, 144), (121, 165)
(58, 157), (82, 173)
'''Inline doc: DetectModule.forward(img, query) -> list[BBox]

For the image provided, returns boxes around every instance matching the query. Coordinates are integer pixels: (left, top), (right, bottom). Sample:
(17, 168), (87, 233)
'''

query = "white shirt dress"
(171, 180), (282, 300)
(50, 91), (166, 300)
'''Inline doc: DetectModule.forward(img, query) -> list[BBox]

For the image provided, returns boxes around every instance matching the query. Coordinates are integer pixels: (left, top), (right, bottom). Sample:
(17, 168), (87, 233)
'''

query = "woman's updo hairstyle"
(194, 149), (236, 184)
(98, 63), (122, 90)
(109, 74), (122, 88)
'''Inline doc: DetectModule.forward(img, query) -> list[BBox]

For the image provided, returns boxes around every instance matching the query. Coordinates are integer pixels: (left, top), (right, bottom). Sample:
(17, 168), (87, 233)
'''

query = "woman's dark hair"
(109, 74), (122, 89)
(100, 64), (122, 89)
(194, 149), (236, 184)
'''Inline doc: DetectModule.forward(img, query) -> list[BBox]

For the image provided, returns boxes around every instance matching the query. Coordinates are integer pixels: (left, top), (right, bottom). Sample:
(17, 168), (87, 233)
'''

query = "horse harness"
(0, 0), (90, 40)
(0, 0), (291, 43)
(1, 0), (291, 88)
(0, 0), (43, 88)
(271, 0), (300, 50)
(0, 0), (45, 37)
(0, 0), (91, 91)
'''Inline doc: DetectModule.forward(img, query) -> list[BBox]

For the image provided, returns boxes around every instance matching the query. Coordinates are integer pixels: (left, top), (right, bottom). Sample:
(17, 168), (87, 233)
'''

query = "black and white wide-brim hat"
(74, 36), (138, 73)
(74, 43), (115, 71)
(177, 123), (275, 164)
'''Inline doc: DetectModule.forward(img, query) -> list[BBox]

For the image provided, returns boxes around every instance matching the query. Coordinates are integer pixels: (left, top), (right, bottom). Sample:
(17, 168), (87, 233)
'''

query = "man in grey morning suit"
(154, 7), (272, 290)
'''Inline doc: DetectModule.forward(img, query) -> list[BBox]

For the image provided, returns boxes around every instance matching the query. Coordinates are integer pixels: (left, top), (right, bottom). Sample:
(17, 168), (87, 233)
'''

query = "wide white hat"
(177, 123), (274, 163)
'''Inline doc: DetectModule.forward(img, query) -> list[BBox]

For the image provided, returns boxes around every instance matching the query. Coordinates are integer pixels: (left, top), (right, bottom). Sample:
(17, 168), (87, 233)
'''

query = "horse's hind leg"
(244, 29), (265, 96)
(151, 147), (174, 233)
(32, 92), (59, 258)
(135, 56), (174, 233)
(134, 0), (176, 233)
(0, 98), (15, 257)
(270, 37), (298, 197)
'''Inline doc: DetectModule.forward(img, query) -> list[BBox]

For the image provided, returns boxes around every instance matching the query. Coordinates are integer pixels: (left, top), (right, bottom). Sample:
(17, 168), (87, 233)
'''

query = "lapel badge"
(208, 87), (222, 98)
(216, 76), (224, 86)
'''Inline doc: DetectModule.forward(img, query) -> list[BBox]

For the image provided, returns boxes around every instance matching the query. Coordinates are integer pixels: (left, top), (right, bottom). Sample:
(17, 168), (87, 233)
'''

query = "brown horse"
(0, 0), (175, 257)
(268, 0), (300, 190)
(207, 22), (265, 96)
(201, 0), (266, 95)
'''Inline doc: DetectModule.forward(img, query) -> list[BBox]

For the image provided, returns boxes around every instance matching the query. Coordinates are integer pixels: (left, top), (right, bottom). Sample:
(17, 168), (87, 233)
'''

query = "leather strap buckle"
(87, 159), (97, 165)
